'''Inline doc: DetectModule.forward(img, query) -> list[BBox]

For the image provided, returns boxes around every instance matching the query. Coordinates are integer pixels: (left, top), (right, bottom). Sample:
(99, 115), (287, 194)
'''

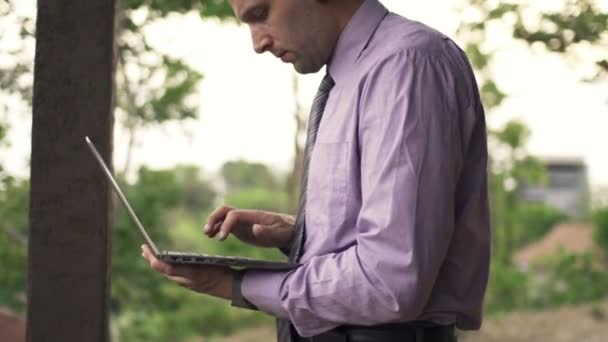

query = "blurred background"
(1, 0), (607, 341)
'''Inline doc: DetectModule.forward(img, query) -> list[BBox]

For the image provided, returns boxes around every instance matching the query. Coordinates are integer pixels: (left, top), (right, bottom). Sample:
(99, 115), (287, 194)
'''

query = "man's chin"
(293, 60), (323, 75)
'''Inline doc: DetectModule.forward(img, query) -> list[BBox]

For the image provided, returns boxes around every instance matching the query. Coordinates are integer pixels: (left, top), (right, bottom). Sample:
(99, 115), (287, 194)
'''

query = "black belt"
(294, 321), (457, 342)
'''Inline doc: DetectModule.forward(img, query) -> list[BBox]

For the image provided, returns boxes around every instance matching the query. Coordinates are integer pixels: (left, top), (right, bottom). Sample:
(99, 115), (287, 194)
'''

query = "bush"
(528, 251), (608, 309)
(593, 207), (608, 253)
(111, 168), (288, 341)
(512, 203), (567, 249)
(485, 251), (608, 315)
(484, 260), (531, 314)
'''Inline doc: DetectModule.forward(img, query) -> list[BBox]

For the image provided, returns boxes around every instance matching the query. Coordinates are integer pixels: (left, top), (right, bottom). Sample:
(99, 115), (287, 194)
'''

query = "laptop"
(85, 136), (298, 270)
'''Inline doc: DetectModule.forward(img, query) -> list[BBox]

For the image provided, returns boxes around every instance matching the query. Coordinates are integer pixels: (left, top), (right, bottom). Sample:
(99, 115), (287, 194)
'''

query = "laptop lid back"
(85, 136), (160, 255)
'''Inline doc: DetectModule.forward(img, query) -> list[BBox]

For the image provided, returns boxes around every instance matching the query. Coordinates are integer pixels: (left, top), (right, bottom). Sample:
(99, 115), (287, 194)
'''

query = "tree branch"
(0, 224), (27, 247)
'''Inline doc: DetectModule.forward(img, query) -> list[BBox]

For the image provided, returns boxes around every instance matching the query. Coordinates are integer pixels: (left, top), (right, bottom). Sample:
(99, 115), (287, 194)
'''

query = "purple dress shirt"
(240, 0), (491, 337)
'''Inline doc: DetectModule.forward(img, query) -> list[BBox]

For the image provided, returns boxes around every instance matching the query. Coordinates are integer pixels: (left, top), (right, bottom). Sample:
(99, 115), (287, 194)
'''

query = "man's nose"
(250, 26), (272, 54)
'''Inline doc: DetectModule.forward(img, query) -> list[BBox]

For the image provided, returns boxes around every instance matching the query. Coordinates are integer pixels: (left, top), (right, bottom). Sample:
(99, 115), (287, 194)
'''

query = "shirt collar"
(327, 0), (388, 84)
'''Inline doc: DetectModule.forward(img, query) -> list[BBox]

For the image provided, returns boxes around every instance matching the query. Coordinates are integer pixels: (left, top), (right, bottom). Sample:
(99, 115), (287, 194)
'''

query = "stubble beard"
(292, 46), (330, 74)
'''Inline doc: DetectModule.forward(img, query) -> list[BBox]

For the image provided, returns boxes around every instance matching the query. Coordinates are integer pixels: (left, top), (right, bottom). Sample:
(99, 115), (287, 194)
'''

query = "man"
(142, 0), (491, 341)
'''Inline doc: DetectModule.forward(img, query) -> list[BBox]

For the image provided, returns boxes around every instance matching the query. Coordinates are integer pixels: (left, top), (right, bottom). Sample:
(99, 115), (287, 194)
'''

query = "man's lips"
(277, 51), (292, 63)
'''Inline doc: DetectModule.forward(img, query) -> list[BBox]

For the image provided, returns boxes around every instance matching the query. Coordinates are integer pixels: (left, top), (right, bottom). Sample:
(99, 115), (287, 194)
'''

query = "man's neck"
(332, 0), (365, 34)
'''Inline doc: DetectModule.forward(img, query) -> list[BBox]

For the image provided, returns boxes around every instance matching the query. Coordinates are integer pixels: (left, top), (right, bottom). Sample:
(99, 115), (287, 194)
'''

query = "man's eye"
(250, 7), (268, 21)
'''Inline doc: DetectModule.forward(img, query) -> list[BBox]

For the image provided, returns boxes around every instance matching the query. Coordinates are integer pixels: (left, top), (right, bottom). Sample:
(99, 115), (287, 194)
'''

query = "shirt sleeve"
(241, 49), (468, 337)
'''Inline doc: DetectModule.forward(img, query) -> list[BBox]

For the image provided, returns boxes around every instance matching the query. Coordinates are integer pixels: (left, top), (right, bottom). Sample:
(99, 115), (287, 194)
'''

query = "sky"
(2, 0), (608, 187)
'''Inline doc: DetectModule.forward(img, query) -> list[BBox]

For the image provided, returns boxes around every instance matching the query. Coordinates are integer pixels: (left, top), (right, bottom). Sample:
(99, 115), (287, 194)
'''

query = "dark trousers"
(293, 322), (457, 342)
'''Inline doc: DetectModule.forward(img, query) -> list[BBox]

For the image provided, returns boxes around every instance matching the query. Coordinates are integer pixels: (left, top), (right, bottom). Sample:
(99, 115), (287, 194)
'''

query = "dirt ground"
(211, 300), (608, 342)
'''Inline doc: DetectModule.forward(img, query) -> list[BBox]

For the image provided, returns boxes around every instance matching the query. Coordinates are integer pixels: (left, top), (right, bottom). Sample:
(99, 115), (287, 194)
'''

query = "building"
(520, 157), (591, 219)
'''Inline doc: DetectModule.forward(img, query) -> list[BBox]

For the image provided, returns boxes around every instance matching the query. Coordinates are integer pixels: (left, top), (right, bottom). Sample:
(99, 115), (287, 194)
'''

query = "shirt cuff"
(241, 269), (291, 319)
(231, 269), (258, 310)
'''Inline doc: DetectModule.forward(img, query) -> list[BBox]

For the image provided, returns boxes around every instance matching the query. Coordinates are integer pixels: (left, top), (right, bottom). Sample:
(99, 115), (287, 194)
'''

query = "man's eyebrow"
(239, 3), (267, 23)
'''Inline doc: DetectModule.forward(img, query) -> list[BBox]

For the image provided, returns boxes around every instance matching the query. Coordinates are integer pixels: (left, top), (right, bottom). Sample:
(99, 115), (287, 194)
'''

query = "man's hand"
(141, 244), (234, 300)
(204, 206), (295, 249)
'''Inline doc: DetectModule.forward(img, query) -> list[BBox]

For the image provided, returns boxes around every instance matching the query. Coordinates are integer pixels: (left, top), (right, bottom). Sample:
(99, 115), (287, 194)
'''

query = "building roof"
(540, 156), (587, 166)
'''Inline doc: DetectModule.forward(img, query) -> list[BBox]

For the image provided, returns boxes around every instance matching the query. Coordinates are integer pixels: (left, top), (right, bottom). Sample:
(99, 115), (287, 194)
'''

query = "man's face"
(228, 0), (340, 74)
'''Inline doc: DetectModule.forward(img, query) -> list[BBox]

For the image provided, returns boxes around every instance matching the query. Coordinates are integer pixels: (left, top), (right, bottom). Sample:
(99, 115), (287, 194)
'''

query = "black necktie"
(277, 73), (335, 342)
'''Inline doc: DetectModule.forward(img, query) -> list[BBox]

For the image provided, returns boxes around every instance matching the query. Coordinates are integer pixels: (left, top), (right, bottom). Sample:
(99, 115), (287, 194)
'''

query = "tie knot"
(318, 73), (335, 93)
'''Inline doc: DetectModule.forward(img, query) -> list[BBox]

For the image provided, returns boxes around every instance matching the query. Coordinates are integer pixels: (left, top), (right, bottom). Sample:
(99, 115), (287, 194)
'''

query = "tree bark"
(286, 73), (306, 214)
(27, 0), (116, 340)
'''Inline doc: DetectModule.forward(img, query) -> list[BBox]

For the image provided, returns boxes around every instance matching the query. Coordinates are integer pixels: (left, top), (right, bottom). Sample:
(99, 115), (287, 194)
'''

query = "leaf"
(465, 43), (489, 70)
(495, 120), (530, 150)
(488, 3), (520, 20)
(480, 80), (507, 109)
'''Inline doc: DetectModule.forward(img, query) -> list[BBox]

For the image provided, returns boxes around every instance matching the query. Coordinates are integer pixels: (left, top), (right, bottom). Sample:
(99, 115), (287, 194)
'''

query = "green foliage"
(0, 157), (286, 341)
(486, 119), (546, 263)
(511, 156), (546, 186)
(0, 0), (34, 106)
(111, 165), (215, 340)
(1, 0), (264, 339)
(220, 164), (289, 261)
(457, 0), (581, 263)
(528, 252), (608, 308)
(0, 123), (8, 180)
(173, 165), (217, 214)
(464, 43), (489, 70)
(494, 121), (529, 150)
(112, 290), (272, 342)
(117, 38), (200, 130)
(511, 203), (567, 249)
(0, 0), (235, 176)
(0, 178), (29, 313)
(459, 3), (607, 125)
(110, 162), (285, 341)
(514, 0), (608, 52)
(221, 160), (282, 193)
(462, 1), (608, 316)
(479, 79), (507, 109)
(463, 0), (608, 82)
(111, 0), (234, 175)
(122, 0), (234, 19)
(593, 207), (608, 253)
(221, 186), (289, 261)
(488, 3), (520, 20)
(486, 251), (608, 315)
(0, 123), (6, 142)
(111, 165), (215, 310)
(225, 187), (289, 212)
(485, 260), (530, 314)
(114, 0), (234, 130)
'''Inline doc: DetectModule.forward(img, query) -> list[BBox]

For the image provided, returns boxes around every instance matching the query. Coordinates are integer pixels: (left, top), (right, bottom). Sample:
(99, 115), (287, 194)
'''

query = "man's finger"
(205, 205), (233, 235)
(215, 210), (237, 240)
(142, 244), (181, 276)
(141, 244), (155, 262)
(167, 274), (194, 288)
(150, 257), (174, 275)
(206, 221), (224, 238)
(215, 210), (268, 240)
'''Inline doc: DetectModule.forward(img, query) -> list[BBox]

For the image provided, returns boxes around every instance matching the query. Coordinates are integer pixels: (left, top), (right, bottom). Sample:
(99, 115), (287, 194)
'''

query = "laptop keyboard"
(162, 251), (257, 262)
(159, 250), (297, 270)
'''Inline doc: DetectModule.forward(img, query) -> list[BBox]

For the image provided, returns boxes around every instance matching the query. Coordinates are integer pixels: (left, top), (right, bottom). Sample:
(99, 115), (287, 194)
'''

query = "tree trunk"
(286, 73), (306, 214)
(27, 0), (116, 340)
